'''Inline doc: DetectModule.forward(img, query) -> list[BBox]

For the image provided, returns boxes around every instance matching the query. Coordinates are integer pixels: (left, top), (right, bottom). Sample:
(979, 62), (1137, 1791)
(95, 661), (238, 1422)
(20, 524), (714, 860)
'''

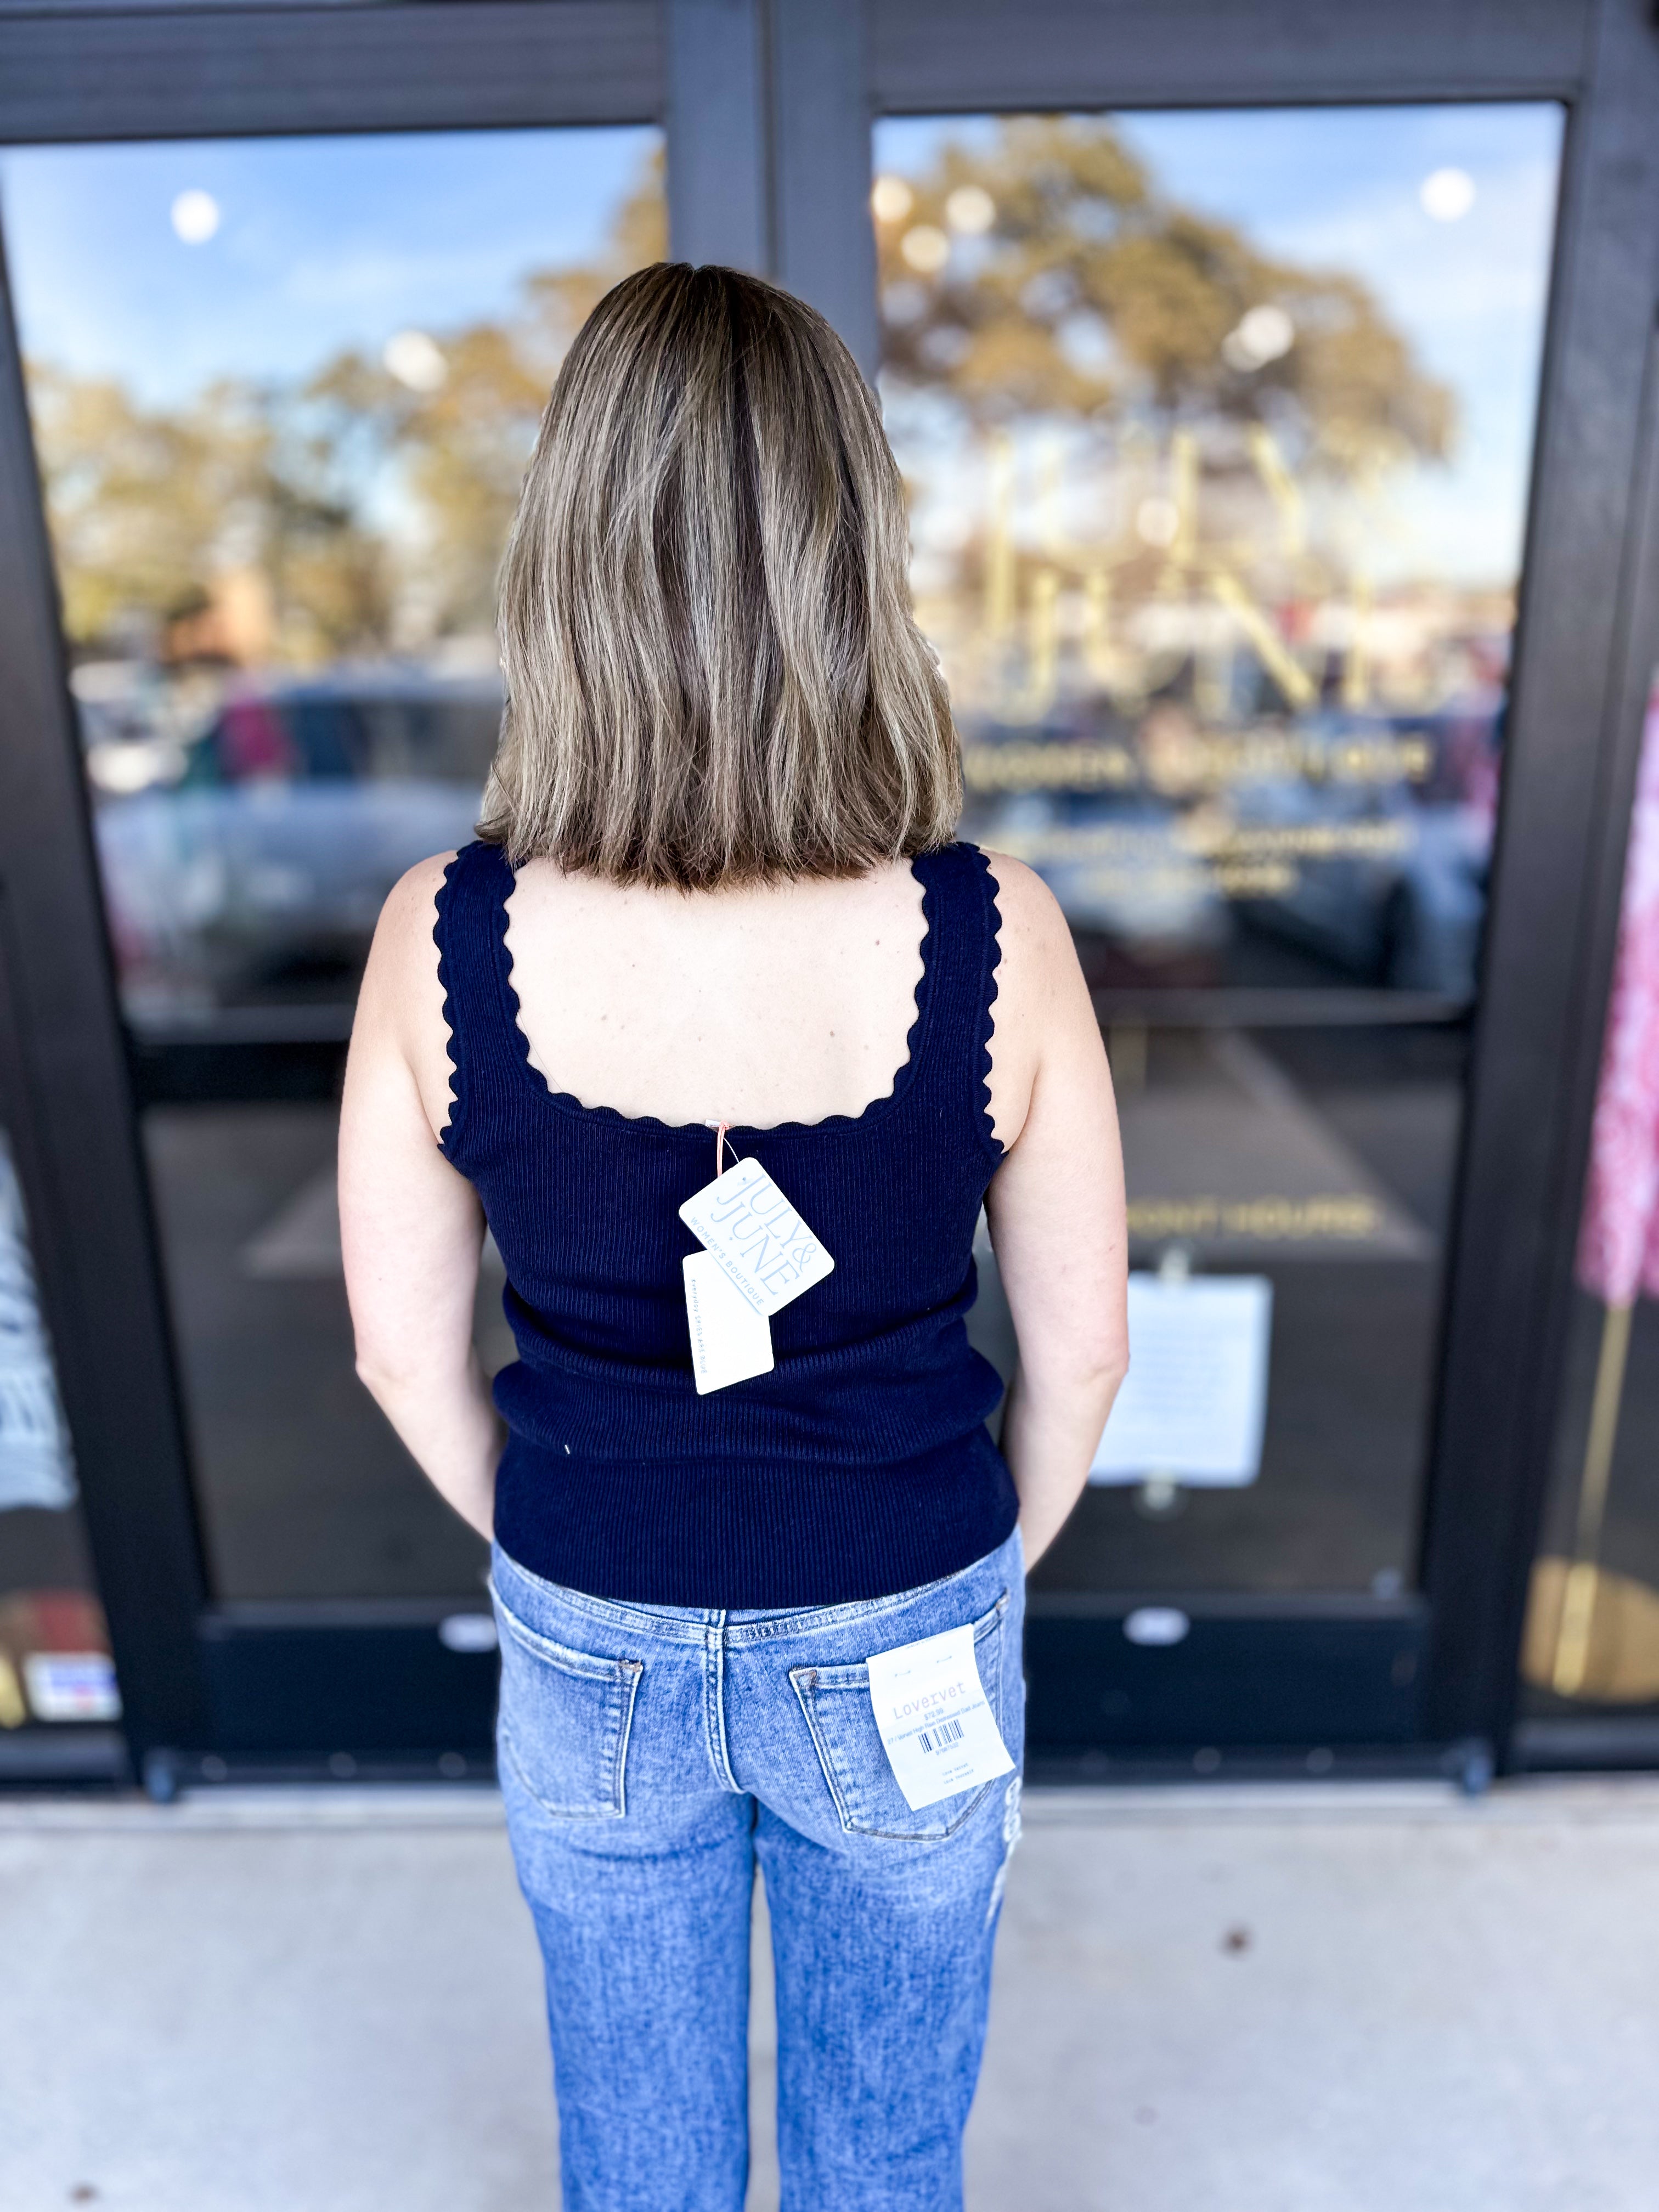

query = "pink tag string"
(715, 1121), (733, 1179)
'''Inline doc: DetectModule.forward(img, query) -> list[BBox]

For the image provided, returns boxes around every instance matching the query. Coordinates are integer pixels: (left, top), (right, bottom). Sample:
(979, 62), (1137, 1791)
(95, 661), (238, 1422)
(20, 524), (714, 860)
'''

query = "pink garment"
(1578, 686), (1659, 1305)
(218, 696), (298, 782)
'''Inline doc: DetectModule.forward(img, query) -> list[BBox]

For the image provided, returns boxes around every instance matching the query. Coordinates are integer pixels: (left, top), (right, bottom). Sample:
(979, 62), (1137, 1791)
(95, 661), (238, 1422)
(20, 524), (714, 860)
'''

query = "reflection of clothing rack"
(1545, 683), (1659, 1701)
(1550, 1298), (1632, 1695)
(1529, 1293), (1659, 1706)
(970, 422), (1371, 721)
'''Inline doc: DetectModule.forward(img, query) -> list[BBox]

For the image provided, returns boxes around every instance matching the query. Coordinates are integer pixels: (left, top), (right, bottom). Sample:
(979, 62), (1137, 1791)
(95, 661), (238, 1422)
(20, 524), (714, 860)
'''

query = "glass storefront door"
(873, 102), (1564, 1757)
(2, 0), (1654, 1776)
(0, 121), (663, 1760)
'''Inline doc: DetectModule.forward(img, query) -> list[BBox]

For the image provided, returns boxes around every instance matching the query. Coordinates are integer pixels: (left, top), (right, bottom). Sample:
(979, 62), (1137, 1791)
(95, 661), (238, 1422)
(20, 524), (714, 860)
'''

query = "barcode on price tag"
(865, 1621), (1013, 1811)
(917, 1717), (964, 1756)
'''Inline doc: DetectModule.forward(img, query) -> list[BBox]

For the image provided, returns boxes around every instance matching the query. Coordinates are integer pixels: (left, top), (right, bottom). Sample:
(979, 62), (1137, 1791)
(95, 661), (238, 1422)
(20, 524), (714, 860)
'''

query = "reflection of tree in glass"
(26, 153), (665, 666)
(878, 118), (1453, 480)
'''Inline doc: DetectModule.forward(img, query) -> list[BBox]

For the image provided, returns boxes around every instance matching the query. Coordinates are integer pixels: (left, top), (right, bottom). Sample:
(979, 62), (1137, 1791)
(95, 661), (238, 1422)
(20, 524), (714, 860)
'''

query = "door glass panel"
(875, 104), (1562, 1595)
(0, 1124), (120, 1735)
(1523, 672), (1659, 1718)
(2, 127), (663, 1600)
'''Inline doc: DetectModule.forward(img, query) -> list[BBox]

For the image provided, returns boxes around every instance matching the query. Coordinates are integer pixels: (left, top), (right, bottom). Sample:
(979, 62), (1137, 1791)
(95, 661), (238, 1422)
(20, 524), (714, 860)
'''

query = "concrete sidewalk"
(4, 1777), (1658, 2211)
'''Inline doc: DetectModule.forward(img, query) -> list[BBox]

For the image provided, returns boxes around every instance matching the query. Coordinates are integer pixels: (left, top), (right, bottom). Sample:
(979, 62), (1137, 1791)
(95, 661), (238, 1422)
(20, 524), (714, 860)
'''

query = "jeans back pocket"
(789, 1592), (1007, 1842)
(490, 1579), (642, 1820)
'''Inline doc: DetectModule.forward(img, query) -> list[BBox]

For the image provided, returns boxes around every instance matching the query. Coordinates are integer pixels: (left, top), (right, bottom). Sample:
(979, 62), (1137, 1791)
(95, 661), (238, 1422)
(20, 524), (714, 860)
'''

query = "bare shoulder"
(379, 850), (458, 944)
(354, 851), (454, 1028)
(348, 852), (459, 1137)
(981, 850), (1085, 1002)
(977, 849), (1113, 1160)
(977, 851), (1093, 1147)
(360, 851), (454, 990)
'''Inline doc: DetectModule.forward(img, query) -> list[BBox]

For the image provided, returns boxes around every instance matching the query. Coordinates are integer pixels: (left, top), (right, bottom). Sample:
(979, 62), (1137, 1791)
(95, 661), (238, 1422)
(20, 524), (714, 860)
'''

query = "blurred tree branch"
(27, 148), (667, 662)
(877, 119), (1454, 480)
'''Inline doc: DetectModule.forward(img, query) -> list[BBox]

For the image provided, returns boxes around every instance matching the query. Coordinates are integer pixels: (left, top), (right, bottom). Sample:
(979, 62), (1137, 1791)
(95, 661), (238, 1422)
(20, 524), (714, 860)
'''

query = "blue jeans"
(489, 1525), (1025, 2212)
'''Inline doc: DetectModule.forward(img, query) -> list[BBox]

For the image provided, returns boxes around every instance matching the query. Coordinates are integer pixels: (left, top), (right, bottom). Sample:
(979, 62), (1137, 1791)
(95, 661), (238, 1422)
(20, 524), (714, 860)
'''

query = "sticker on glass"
(24, 1650), (121, 1723)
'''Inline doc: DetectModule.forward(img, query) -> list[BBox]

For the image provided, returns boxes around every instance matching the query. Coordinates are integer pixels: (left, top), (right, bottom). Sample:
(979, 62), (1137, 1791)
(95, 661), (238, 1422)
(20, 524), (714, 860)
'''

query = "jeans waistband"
(489, 1523), (1024, 1651)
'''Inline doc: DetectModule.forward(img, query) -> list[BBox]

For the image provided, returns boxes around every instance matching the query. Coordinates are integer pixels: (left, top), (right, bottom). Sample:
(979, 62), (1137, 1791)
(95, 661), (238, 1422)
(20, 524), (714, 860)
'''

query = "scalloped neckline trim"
(489, 854), (943, 1143)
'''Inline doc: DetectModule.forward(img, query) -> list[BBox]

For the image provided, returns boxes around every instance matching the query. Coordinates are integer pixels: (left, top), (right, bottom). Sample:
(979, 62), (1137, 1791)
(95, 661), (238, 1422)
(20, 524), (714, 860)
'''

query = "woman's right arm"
(982, 856), (1129, 1566)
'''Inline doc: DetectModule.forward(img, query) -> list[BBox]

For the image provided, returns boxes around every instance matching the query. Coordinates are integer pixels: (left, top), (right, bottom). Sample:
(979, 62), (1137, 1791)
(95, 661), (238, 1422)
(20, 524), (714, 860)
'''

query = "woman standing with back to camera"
(340, 263), (1127, 2211)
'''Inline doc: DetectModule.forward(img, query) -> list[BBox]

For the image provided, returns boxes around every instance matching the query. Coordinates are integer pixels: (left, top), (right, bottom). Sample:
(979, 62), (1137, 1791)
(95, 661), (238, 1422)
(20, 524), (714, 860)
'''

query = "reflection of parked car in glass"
(92, 672), (500, 1028)
(957, 697), (1498, 1000)
(1230, 709), (1497, 999)
(966, 787), (1231, 986)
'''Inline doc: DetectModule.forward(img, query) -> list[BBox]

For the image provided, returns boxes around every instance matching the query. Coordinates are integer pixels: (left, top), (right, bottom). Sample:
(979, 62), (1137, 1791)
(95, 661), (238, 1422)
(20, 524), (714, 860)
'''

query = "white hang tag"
(865, 1622), (1014, 1812)
(678, 1155), (834, 1321)
(684, 1252), (775, 1394)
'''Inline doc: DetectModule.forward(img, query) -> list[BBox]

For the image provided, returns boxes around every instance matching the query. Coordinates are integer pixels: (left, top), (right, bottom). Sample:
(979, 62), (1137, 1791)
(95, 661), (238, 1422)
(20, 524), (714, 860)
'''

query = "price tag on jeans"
(679, 1156), (834, 1320)
(682, 1252), (774, 1395)
(865, 1622), (1013, 1811)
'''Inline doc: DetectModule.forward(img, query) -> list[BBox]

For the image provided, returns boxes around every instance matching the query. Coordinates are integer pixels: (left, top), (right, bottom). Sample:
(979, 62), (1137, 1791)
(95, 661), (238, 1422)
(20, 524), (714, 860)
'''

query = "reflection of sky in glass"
(0, 127), (660, 404)
(2, 123), (664, 673)
(876, 105), (1562, 586)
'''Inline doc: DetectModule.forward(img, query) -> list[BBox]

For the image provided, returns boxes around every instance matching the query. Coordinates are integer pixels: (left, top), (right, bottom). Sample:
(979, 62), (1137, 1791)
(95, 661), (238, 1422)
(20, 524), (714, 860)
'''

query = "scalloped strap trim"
(970, 844), (1005, 1160)
(486, 847), (944, 1141)
(490, 845), (549, 1099)
(431, 849), (465, 1153)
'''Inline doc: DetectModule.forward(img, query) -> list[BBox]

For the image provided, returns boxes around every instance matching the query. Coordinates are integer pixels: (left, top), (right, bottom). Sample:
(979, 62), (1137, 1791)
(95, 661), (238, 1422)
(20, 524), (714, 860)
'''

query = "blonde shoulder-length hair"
(482, 262), (961, 887)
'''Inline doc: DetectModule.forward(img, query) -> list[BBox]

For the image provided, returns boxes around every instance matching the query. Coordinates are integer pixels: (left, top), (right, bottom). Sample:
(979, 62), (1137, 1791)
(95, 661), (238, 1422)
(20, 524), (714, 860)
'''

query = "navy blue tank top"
(434, 838), (1018, 1606)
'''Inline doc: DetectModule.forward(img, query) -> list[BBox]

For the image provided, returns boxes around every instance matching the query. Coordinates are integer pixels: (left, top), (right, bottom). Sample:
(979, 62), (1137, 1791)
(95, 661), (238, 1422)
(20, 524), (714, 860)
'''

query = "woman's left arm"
(339, 857), (500, 1541)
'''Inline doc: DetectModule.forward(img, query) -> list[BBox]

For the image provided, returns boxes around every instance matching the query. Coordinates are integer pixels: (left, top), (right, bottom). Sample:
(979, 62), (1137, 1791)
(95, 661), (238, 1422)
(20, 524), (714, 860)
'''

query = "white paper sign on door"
(1090, 1273), (1272, 1487)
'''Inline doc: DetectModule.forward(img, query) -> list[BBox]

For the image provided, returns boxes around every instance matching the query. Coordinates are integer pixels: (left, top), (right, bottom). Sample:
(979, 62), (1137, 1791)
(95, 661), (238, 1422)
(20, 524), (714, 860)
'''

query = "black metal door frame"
(2, 0), (1658, 1783)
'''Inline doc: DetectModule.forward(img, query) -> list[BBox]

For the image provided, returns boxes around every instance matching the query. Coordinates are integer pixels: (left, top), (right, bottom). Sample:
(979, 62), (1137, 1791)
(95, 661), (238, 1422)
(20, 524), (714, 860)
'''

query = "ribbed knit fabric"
(435, 838), (1017, 1606)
